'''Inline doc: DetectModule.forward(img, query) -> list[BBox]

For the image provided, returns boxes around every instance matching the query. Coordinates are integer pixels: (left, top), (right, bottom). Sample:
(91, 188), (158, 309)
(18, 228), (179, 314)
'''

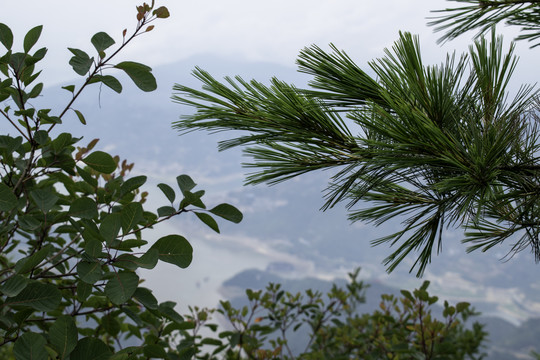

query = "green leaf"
(33, 130), (48, 145)
(143, 344), (167, 358)
(0, 183), (17, 211)
(18, 215), (41, 231)
(400, 289), (414, 302)
(30, 188), (59, 213)
(70, 338), (112, 360)
(74, 109), (86, 125)
(69, 197), (98, 219)
(134, 287), (158, 310)
(23, 25), (43, 53)
(9, 52), (24, 75)
(101, 314), (121, 336)
(150, 234), (193, 268)
(157, 206), (176, 217)
(51, 132), (73, 154)
(152, 6), (170, 18)
(176, 174), (196, 194)
(209, 203), (243, 223)
(0, 275), (28, 296)
(456, 301), (470, 313)
(62, 85), (75, 93)
(158, 302), (184, 324)
(32, 47), (47, 61)
(120, 175), (147, 196)
(84, 238), (102, 258)
(49, 315), (77, 359)
(180, 190), (206, 209)
(121, 202), (143, 233)
(104, 271), (139, 305)
(6, 282), (62, 311)
(77, 281), (92, 302)
(28, 82), (43, 98)
(13, 332), (47, 360)
(114, 61), (156, 92)
(15, 244), (52, 274)
(114, 249), (158, 270)
(195, 212), (220, 233)
(89, 74), (123, 93)
(201, 338), (223, 346)
(112, 239), (147, 251)
(0, 23), (13, 50)
(157, 183), (175, 203)
(77, 261), (103, 284)
(137, 248), (159, 269)
(76, 166), (98, 188)
(83, 151), (116, 174)
(68, 48), (94, 76)
(91, 32), (115, 53)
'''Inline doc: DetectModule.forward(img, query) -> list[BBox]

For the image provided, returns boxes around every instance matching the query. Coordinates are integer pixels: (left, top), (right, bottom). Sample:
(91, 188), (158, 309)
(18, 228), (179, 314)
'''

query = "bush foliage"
(0, 3), (242, 358)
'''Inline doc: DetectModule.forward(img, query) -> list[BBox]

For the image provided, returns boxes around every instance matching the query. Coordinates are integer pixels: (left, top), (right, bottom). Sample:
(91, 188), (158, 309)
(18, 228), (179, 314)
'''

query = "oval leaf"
(158, 302), (184, 324)
(0, 275), (28, 297)
(114, 249), (158, 270)
(0, 23), (13, 50)
(176, 174), (196, 194)
(157, 183), (175, 203)
(77, 261), (103, 284)
(23, 25), (43, 53)
(89, 74), (122, 93)
(91, 32), (115, 53)
(209, 203), (243, 223)
(13, 332), (47, 360)
(69, 197), (98, 219)
(152, 6), (170, 18)
(73, 109), (86, 125)
(134, 287), (158, 310)
(70, 338), (112, 360)
(0, 183), (17, 211)
(49, 315), (78, 359)
(6, 282), (62, 311)
(100, 213), (122, 245)
(68, 48), (93, 76)
(104, 270), (139, 305)
(195, 212), (220, 233)
(77, 281), (92, 302)
(30, 188), (59, 213)
(150, 234), (193, 268)
(83, 151), (116, 174)
(157, 206), (176, 217)
(121, 202), (143, 233)
(15, 244), (52, 274)
(120, 175), (147, 197)
(114, 61), (156, 92)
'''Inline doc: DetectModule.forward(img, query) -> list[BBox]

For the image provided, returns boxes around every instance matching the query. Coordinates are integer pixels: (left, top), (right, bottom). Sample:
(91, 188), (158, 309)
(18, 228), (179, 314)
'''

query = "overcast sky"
(6, 1), (533, 83)
(4, 1), (540, 311)
(1, 0), (536, 100)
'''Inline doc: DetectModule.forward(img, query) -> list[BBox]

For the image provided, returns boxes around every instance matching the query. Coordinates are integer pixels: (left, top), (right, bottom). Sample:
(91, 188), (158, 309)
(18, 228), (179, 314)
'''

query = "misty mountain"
(8, 54), (540, 357)
(219, 268), (540, 359)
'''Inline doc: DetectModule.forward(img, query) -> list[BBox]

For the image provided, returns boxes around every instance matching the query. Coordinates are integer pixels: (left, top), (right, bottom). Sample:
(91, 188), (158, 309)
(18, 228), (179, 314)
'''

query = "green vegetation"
(177, 269), (486, 359)
(0, 3), (242, 358)
(173, 1), (540, 277)
(2, 0), (540, 358)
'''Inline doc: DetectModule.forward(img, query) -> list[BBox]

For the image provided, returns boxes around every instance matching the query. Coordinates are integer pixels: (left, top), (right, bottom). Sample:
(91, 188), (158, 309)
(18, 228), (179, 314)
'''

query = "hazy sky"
(5, 0), (522, 84)
(4, 1), (540, 316)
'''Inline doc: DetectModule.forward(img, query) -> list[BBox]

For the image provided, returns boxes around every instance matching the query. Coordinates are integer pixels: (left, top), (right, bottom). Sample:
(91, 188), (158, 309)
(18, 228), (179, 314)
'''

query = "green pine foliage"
(173, 25), (539, 277)
(430, 0), (540, 47)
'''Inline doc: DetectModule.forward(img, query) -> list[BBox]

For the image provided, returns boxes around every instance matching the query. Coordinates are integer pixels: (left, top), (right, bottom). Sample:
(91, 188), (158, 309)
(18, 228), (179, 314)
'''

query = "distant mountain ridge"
(220, 268), (540, 360)
(8, 54), (539, 327)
